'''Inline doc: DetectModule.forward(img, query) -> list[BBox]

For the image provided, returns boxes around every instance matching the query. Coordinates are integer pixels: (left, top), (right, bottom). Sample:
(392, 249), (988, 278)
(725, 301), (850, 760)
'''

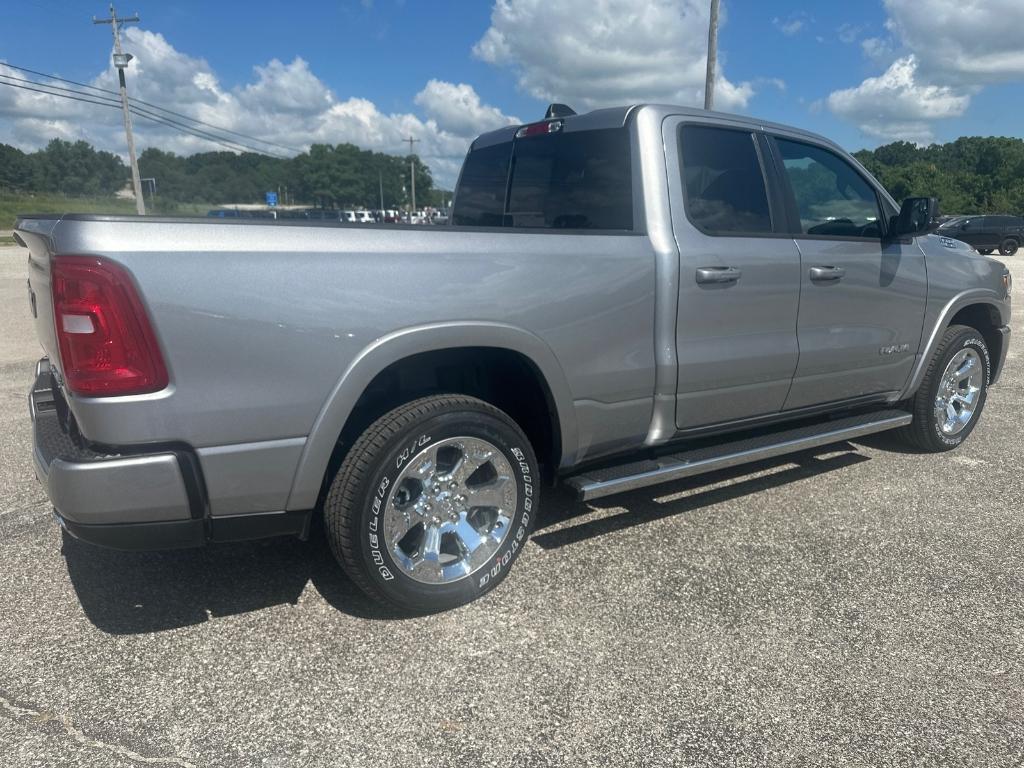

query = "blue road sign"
(266, 191), (278, 207)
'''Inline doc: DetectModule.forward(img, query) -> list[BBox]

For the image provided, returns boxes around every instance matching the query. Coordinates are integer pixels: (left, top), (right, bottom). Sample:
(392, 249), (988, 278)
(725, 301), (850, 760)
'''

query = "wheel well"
(318, 347), (561, 505)
(949, 303), (1005, 380)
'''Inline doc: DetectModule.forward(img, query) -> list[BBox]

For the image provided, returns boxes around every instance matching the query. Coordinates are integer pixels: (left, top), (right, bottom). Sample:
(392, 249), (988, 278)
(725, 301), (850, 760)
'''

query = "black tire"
(999, 237), (1018, 256)
(977, 248), (994, 255)
(898, 325), (990, 452)
(324, 395), (539, 613)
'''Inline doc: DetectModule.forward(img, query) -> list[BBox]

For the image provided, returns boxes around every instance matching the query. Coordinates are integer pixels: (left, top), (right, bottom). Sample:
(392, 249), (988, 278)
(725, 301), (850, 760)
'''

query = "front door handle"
(696, 266), (742, 284)
(809, 265), (846, 282)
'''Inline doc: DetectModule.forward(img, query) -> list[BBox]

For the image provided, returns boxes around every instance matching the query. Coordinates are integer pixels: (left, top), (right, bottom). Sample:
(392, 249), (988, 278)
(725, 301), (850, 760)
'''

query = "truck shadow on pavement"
(62, 444), (870, 634)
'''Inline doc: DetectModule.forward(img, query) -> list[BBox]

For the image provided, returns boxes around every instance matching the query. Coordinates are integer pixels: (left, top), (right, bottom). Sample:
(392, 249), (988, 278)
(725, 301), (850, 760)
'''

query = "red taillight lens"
(51, 255), (168, 397)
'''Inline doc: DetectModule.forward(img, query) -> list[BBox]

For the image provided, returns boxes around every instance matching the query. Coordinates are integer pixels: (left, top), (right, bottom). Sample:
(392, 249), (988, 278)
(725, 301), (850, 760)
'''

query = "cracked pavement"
(0, 245), (1022, 767)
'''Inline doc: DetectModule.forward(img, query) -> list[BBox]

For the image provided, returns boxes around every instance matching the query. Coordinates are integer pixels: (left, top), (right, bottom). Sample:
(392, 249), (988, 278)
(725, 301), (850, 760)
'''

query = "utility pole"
(704, 0), (720, 111)
(94, 4), (145, 214)
(378, 169), (384, 211)
(403, 136), (419, 215)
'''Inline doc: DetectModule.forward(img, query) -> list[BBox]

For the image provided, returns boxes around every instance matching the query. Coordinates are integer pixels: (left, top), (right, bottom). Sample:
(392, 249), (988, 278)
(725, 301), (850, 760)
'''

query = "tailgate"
(16, 216), (62, 367)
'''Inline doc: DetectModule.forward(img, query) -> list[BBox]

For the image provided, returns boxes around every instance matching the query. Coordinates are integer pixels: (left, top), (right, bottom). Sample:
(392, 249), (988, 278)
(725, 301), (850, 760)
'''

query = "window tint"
(775, 138), (883, 238)
(679, 125), (772, 234)
(506, 128), (633, 230)
(451, 142), (512, 227)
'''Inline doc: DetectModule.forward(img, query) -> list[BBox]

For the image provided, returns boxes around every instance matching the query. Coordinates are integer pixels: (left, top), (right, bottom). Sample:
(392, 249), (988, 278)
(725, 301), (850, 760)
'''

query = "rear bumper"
(30, 359), (309, 550)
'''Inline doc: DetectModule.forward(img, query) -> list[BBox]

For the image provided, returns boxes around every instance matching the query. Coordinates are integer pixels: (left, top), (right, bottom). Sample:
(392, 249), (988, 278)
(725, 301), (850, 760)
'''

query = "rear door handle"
(696, 266), (742, 284)
(809, 265), (846, 282)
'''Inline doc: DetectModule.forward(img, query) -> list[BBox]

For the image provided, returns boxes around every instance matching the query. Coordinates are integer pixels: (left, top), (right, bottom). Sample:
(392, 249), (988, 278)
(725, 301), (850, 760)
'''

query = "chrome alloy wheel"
(933, 348), (983, 436)
(383, 436), (517, 585)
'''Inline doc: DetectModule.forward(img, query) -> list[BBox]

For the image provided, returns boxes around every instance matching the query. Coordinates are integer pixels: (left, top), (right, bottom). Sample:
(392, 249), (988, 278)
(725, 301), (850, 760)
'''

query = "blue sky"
(2, 0), (1023, 186)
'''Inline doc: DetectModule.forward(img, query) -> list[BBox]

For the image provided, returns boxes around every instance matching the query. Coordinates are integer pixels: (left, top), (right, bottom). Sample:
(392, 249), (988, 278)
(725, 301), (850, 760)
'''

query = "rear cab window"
(452, 125), (634, 231)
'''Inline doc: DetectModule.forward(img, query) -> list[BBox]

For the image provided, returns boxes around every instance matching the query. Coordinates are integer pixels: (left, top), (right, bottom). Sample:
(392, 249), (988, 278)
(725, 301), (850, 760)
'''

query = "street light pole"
(704, 0), (720, 111)
(94, 4), (145, 214)
(403, 136), (419, 215)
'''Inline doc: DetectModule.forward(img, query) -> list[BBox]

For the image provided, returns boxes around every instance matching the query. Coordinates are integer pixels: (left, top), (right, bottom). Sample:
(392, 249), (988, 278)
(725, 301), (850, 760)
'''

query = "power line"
(128, 96), (303, 154)
(0, 76), (288, 158)
(0, 77), (121, 109)
(0, 61), (118, 97)
(0, 60), (302, 154)
(0, 71), (121, 105)
(128, 106), (290, 158)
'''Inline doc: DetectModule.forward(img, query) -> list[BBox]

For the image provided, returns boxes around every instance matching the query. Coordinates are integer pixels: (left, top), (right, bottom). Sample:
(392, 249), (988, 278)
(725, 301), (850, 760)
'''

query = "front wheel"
(977, 248), (994, 255)
(999, 237), (1019, 256)
(898, 325), (990, 452)
(324, 395), (539, 613)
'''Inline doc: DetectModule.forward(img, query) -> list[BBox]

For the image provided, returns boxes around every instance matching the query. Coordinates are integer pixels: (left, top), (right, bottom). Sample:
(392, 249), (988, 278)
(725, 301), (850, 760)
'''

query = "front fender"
(285, 321), (578, 511)
(901, 289), (1008, 398)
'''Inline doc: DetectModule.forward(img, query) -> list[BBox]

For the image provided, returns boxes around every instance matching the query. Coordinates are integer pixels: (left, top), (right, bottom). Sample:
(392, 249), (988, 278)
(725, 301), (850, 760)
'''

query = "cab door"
(767, 135), (927, 409)
(665, 118), (802, 429)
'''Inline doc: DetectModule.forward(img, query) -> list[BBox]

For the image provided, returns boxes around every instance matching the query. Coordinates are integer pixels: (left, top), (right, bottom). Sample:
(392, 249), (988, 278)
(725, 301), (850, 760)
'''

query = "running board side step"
(566, 410), (912, 501)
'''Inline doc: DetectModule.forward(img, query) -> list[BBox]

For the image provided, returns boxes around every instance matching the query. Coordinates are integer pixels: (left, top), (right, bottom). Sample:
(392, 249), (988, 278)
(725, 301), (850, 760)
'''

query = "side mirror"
(891, 197), (939, 238)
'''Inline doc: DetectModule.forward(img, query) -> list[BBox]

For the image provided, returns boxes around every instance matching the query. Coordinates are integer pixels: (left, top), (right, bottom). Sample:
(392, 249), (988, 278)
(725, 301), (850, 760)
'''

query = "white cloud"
(837, 23), (863, 44)
(827, 56), (969, 143)
(828, 0), (1024, 143)
(473, 0), (754, 112)
(860, 37), (892, 64)
(414, 79), (519, 137)
(773, 17), (804, 36)
(0, 28), (515, 187)
(883, 0), (1024, 83)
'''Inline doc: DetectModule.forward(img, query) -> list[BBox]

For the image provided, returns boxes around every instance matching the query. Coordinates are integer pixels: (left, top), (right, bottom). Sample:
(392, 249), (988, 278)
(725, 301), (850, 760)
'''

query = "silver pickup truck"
(18, 103), (1012, 612)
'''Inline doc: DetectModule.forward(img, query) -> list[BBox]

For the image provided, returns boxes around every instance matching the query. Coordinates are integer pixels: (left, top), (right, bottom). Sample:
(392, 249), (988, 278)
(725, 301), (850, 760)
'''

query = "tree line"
(4, 134), (1024, 215)
(853, 136), (1024, 215)
(0, 138), (443, 209)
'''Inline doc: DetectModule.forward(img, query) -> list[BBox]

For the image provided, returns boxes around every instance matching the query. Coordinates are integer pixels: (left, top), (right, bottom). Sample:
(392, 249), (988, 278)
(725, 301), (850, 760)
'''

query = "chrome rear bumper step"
(566, 409), (912, 501)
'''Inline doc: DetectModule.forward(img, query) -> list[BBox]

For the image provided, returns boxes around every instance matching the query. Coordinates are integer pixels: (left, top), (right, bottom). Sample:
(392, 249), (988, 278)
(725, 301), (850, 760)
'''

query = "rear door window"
(679, 125), (773, 235)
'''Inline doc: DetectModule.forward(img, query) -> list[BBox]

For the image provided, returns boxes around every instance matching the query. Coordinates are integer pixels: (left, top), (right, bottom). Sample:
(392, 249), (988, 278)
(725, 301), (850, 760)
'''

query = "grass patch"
(1, 193), (208, 230)
(0, 235), (15, 246)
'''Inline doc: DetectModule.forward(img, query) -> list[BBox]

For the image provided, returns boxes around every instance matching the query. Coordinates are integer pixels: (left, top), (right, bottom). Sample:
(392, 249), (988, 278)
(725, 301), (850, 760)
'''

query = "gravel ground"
(0, 244), (1021, 767)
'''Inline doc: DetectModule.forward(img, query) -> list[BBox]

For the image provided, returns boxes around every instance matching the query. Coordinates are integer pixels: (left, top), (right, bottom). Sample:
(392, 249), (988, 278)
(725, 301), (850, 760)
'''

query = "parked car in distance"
(355, 211), (374, 224)
(19, 102), (1012, 613)
(305, 209), (342, 221)
(938, 214), (1023, 255)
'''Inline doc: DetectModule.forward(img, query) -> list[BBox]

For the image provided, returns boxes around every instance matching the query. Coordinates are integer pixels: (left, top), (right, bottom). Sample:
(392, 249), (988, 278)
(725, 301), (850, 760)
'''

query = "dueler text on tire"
(899, 324), (990, 452)
(324, 395), (539, 612)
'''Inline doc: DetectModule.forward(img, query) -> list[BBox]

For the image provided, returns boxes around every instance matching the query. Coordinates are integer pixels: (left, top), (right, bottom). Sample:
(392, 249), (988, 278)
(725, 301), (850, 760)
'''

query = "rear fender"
(285, 321), (578, 511)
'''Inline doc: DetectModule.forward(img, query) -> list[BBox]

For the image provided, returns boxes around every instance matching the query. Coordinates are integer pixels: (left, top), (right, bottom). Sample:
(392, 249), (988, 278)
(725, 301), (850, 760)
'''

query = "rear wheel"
(999, 237), (1019, 256)
(324, 395), (539, 613)
(898, 325), (990, 452)
(977, 248), (994, 255)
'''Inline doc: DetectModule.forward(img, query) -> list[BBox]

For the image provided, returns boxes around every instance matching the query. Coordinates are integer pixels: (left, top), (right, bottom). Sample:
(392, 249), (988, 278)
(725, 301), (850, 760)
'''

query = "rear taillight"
(51, 255), (168, 397)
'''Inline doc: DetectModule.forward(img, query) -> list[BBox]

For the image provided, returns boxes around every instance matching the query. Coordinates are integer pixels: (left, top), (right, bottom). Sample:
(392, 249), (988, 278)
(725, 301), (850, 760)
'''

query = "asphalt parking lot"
(1, 243), (1021, 767)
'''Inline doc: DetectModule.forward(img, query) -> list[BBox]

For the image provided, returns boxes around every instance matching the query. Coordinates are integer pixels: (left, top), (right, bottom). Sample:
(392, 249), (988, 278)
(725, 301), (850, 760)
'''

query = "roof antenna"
(545, 103), (576, 119)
